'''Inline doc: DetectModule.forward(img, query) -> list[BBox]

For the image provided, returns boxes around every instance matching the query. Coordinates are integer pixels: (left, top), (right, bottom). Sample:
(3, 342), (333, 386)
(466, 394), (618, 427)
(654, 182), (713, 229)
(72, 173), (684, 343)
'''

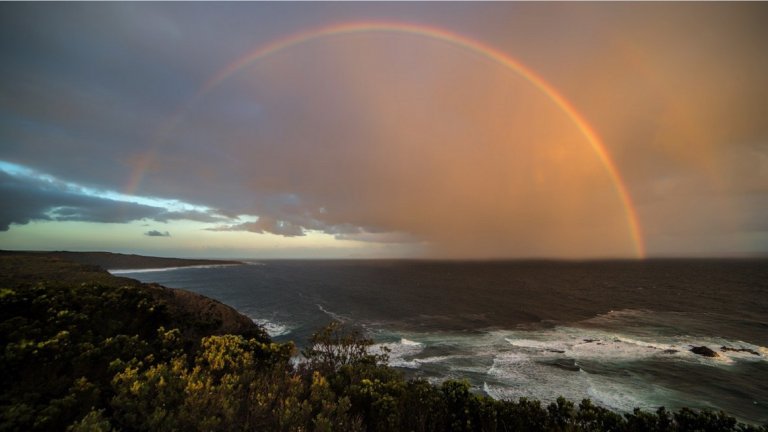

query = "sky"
(1, 2), (767, 259)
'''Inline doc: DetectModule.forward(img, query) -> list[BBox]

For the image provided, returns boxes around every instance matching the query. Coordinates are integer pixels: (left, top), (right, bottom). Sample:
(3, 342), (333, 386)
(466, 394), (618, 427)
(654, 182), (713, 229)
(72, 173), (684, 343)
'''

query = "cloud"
(0, 168), (227, 231)
(208, 217), (305, 237)
(334, 231), (422, 244)
(0, 170), (163, 231)
(2, 3), (768, 257)
(155, 210), (229, 223)
(144, 230), (171, 237)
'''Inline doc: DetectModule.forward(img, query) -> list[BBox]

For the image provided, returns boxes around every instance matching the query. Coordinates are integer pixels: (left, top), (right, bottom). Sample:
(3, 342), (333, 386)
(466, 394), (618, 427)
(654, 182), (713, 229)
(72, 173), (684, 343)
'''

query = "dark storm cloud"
(0, 170), (223, 230)
(0, 170), (161, 230)
(145, 230), (171, 237)
(207, 218), (421, 244)
(208, 217), (306, 237)
(155, 210), (229, 224)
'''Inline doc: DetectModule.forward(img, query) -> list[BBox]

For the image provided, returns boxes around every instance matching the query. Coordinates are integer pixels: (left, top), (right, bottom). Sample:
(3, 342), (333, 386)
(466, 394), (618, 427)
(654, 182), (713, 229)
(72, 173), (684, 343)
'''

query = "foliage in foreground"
(2, 280), (766, 432)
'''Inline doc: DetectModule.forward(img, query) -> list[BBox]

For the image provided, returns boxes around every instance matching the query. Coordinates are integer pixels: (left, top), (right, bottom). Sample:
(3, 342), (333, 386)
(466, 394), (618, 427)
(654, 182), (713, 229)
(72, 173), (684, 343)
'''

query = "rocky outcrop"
(690, 346), (719, 357)
(721, 346), (761, 356)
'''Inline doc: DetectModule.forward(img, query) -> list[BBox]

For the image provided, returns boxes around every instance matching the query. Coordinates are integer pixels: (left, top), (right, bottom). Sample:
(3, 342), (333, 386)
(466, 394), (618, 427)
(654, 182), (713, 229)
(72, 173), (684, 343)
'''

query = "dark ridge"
(0, 252), (263, 342)
(0, 249), (243, 270)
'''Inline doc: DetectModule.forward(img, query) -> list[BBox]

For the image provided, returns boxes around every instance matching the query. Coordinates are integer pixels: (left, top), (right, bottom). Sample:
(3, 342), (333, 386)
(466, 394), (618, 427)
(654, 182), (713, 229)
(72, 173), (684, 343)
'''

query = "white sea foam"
(316, 304), (350, 322)
(252, 318), (292, 337)
(485, 351), (590, 403)
(401, 338), (422, 346)
(502, 327), (766, 366)
(584, 376), (666, 412)
(373, 319), (765, 416)
(414, 355), (463, 365)
(505, 338), (568, 352)
(109, 264), (239, 274)
(485, 349), (672, 412)
(477, 322), (767, 413)
(375, 337), (426, 369)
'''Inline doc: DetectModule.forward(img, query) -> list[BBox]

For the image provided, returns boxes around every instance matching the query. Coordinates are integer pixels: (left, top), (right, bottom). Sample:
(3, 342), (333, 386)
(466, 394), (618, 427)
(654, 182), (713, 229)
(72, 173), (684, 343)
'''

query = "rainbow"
(137, 21), (645, 258)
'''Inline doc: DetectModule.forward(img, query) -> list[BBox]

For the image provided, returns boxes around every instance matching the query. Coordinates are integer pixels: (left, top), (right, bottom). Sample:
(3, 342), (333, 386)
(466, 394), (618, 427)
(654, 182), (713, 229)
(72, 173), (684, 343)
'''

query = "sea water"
(116, 259), (768, 424)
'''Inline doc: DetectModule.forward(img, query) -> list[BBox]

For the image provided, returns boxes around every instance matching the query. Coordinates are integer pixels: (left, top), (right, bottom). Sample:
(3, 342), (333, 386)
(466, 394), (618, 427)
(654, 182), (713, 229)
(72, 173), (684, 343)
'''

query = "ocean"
(113, 259), (768, 424)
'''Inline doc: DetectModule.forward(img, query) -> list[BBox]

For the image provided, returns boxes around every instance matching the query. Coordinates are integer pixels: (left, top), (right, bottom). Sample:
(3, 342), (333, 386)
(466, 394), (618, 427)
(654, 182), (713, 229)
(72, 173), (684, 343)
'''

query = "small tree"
(301, 321), (388, 376)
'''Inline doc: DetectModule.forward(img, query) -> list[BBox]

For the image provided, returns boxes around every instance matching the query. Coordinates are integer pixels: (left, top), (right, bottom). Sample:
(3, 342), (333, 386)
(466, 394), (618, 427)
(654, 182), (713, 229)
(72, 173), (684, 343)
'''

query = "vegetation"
(1, 253), (765, 431)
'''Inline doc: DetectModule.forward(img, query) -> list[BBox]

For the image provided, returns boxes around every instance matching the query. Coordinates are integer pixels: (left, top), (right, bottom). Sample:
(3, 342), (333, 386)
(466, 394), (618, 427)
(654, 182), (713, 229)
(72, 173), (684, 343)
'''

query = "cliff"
(0, 252), (263, 343)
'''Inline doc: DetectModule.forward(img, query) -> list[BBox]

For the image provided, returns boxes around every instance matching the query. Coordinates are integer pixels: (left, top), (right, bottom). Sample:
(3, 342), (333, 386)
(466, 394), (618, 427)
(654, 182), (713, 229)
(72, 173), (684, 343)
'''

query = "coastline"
(108, 263), (242, 274)
(0, 249), (243, 270)
(2, 251), (765, 429)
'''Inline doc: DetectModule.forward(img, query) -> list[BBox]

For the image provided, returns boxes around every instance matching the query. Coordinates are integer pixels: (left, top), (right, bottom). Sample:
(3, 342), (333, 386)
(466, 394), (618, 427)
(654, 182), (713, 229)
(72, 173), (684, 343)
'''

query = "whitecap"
(485, 350), (669, 413)
(109, 263), (239, 274)
(505, 338), (568, 353)
(414, 355), (463, 365)
(374, 337), (426, 369)
(401, 338), (423, 346)
(316, 304), (350, 322)
(252, 318), (292, 337)
(502, 327), (766, 365)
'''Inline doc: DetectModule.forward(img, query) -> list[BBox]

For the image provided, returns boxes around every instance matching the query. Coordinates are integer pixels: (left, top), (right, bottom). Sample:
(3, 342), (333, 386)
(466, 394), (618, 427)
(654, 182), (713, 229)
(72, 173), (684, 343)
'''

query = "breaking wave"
(252, 318), (293, 337)
(109, 264), (239, 274)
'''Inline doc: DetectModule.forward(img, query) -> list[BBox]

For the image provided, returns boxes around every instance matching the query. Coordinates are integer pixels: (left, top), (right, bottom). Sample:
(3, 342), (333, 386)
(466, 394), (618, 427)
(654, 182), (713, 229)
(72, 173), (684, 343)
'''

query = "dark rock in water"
(721, 346), (760, 356)
(690, 346), (719, 357)
(662, 349), (679, 354)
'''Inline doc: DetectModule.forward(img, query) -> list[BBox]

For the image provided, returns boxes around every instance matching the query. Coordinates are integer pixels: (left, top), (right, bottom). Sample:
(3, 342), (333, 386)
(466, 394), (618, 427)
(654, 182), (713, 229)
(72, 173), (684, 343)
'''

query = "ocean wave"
(109, 264), (239, 274)
(252, 318), (292, 337)
(473, 322), (768, 414)
(503, 327), (766, 365)
(414, 354), (463, 365)
(374, 337), (426, 369)
(485, 350), (668, 412)
(315, 304), (351, 322)
(485, 351), (591, 404)
(400, 338), (422, 346)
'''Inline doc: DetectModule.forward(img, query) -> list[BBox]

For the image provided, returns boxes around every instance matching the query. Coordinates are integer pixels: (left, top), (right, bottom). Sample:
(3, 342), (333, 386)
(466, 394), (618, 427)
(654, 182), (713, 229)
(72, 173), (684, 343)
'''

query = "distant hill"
(0, 250), (242, 270)
(0, 252), (261, 341)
